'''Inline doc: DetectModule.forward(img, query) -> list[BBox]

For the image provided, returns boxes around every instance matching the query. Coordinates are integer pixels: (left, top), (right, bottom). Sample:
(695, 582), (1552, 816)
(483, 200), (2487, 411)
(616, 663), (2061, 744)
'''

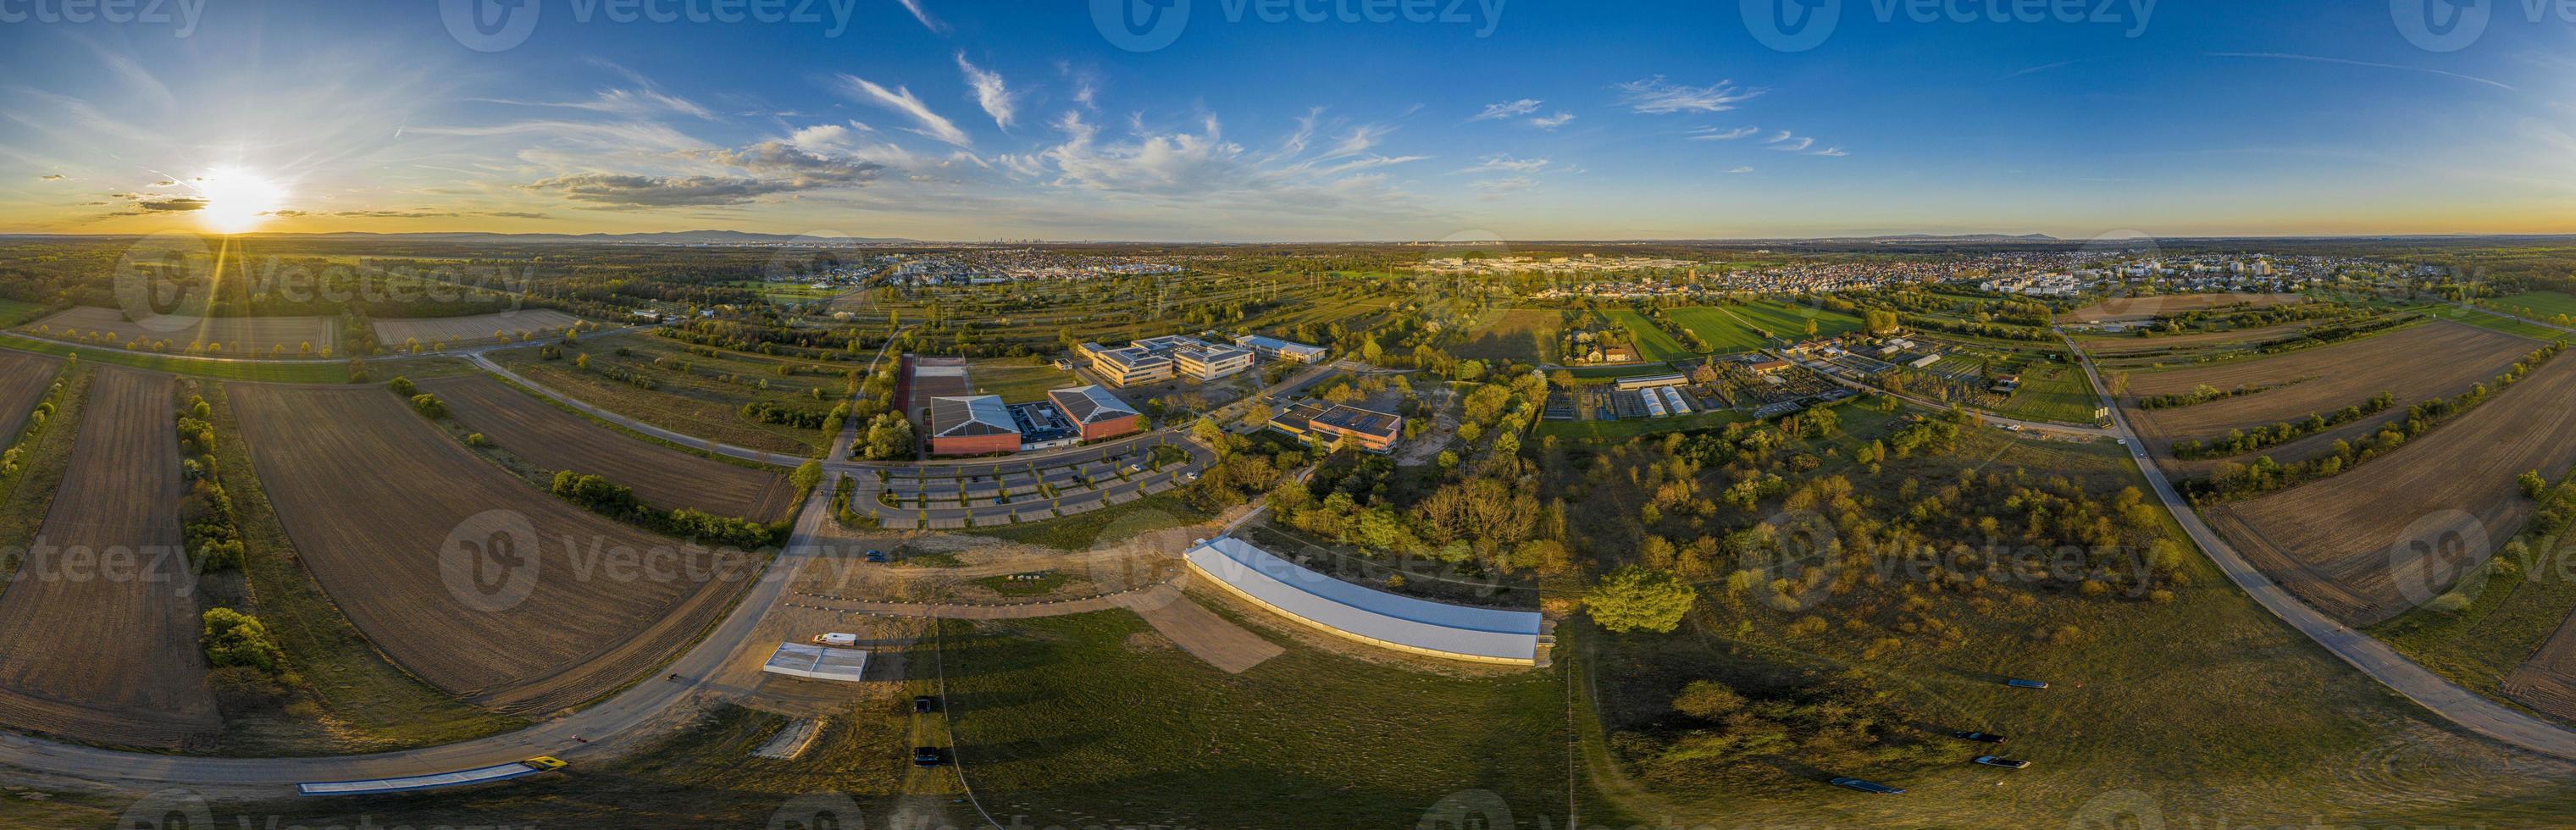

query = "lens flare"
(191, 168), (286, 234)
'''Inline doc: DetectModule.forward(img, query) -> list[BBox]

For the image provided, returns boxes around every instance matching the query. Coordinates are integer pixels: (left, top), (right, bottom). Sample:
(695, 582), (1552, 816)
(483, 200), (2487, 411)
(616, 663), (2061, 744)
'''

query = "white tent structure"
(1184, 536), (1545, 665)
(762, 642), (871, 682)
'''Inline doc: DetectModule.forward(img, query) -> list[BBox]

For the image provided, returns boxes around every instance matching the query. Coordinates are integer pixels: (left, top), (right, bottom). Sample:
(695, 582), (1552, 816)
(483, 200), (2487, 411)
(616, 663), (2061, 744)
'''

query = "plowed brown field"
(0, 367), (219, 749)
(229, 383), (758, 717)
(419, 374), (795, 521)
(28, 307), (335, 355)
(2125, 321), (2534, 447)
(0, 351), (61, 440)
(2204, 352), (2576, 626)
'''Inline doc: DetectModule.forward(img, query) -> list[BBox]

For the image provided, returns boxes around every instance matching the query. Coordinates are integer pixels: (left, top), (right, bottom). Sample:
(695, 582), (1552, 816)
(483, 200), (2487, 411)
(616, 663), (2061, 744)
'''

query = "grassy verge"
(962, 490), (1213, 551)
(945, 610), (1567, 827)
(0, 334), (474, 384)
(2434, 306), (2569, 340)
(1991, 362), (2103, 424)
(201, 383), (524, 753)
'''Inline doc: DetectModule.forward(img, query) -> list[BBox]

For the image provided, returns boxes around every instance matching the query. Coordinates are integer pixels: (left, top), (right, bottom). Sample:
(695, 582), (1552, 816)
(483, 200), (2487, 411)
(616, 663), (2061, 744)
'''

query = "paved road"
(0, 484), (859, 792)
(2061, 331), (2576, 761)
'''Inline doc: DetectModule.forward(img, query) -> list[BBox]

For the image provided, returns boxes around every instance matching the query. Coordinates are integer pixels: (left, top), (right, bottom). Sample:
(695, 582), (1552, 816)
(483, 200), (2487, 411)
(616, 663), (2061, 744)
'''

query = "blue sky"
(2, 0), (2571, 240)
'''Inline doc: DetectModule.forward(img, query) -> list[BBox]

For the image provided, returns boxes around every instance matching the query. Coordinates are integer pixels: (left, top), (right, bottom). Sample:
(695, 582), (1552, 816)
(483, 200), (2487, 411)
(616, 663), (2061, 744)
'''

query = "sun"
(192, 168), (287, 234)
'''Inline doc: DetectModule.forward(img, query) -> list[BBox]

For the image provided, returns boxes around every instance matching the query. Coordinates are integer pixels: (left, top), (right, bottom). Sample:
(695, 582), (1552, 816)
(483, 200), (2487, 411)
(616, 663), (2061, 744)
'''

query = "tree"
(1673, 679), (1748, 721)
(1191, 416), (1228, 450)
(791, 460), (825, 494)
(1587, 565), (1698, 633)
(2523, 470), (2551, 500)
(202, 608), (285, 674)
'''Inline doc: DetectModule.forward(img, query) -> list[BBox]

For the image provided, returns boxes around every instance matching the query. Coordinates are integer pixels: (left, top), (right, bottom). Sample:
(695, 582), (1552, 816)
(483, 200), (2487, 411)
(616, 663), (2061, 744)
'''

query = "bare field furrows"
(27, 307), (336, 355)
(228, 383), (756, 717)
(2126, 323), (2534, 445)
(0, 351), (62, 440)
(2204, 353), (2576, 626)
(0, 367), (218, 749)
(373, 310), (583, 346)
(419, 374), (795, 521)
(2123, 321), (2529, 399)
(2069, 292), (2307, 324)
(2077, 323), (2314, 356)
(2504, 611), (2576, 722)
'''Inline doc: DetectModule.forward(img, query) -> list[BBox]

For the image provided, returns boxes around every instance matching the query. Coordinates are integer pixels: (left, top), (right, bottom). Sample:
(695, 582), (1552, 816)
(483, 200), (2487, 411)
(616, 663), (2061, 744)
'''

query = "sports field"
(1456, 308), (1560, 363)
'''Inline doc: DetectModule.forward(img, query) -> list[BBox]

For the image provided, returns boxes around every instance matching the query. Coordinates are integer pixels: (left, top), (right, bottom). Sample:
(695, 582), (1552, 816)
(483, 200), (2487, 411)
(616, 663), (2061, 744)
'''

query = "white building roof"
(1185, 537), (1541, 663)
(931, 396), (1018, 437)
(762, 642), (870, 682)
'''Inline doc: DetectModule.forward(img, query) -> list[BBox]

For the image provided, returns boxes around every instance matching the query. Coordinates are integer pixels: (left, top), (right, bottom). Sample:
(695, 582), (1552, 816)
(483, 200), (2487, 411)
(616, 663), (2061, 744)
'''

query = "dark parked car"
(1828, 777), (1905, 794)
(1974, 755), (2031, 769)
(912, 747), (944, 767)
(914, 695), (937, 714)
(866, 550), (889, 563)
(1952, 731), (2007, 744)
(2005, 678), (2051, 689)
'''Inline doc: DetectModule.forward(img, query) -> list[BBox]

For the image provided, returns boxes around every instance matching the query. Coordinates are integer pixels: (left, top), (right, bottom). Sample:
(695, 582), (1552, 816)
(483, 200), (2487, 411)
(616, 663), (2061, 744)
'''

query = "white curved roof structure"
(1184, 537), (1543, 665)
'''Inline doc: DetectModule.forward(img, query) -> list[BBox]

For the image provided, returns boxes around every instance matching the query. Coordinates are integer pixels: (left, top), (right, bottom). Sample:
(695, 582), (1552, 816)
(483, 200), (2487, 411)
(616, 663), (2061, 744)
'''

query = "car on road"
(1952, 731), (2006, 744)
(2006, 678), (2052, 689)
(914, 695), (937, 714)
(1827, 777), (1905, 794)
(913, 747), (944, 767)
(1973, 756), (2030, 769)
(866, 549), (888, 563)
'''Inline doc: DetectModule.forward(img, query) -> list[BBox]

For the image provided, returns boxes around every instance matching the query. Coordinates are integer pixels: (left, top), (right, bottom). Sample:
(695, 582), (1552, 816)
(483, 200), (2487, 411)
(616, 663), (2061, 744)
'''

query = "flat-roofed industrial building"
(1235, 334), (1328, 363)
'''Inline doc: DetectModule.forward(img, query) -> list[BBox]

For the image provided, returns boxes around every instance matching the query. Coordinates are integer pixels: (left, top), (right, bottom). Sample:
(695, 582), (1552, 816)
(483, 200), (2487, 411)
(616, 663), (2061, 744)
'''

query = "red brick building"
(1048, 385), (1143, 442)
(927, 396), (1022, 456)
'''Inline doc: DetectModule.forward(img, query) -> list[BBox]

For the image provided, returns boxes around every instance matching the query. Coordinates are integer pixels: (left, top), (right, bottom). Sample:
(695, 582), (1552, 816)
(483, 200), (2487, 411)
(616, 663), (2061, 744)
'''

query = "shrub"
(409, 393), (446, 419)
(386, 377), (416, 397)
(202, 608), (285, 674)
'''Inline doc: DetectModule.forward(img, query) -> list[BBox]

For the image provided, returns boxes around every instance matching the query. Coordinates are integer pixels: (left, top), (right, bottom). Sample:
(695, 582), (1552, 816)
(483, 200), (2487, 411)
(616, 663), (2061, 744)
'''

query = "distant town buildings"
(1269, 402), (1404, 453)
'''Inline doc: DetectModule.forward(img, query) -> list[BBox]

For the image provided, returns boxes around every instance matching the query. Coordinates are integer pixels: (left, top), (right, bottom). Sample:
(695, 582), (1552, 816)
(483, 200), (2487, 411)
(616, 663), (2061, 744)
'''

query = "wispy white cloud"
(830, 75), (972, 147)
(1813, 147), (1848, 157)
(1471, 98), (1543, 121)
(1455, 153), (1549, 174)
(1692, 126), (1759, 141)
(955, 53), (1018, 130)
(1530, 112), (1575, 130)
(897, 0), (946, 33)
(1613, 75), (1762, 113)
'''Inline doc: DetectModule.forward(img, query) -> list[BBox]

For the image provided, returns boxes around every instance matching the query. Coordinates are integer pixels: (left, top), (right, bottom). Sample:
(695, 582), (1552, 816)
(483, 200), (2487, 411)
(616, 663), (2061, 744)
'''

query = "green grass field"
(0, 299), (43, 326)
(1992, 362), (2104, 424)
(2434, 306), (2568, 340)
(968, 356), (1082, 401)
(1667, 307), (1772, 352)
(945, 609), (1568, 827)
(1726, 300), (1867, 340)
(1605, 311), (1692, 360)
(493, 334), (844, 455)
(2490, 290), (2576, 325)
(1456, 307), (1561, 363)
